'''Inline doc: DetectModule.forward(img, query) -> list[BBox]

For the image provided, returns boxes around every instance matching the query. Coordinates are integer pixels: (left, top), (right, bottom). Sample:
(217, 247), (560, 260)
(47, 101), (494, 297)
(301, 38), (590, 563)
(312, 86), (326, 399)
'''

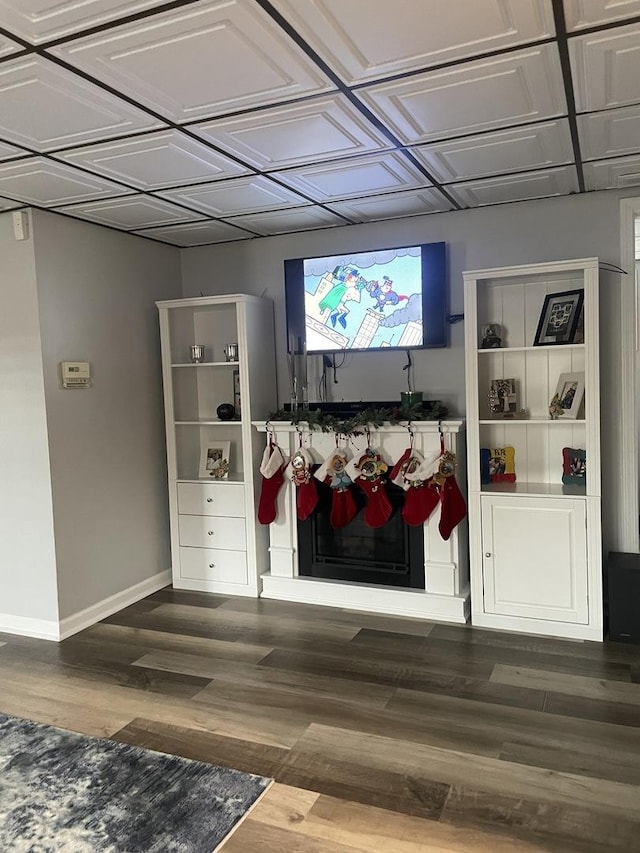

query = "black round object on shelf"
(216, 403), (236, 421)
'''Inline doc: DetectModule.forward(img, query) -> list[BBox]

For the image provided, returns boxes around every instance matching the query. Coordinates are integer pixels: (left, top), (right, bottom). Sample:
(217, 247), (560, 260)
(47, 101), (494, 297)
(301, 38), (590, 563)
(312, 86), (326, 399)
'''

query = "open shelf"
(479, 418), (586, 425)
(478, 344), (585, 354)
(177, 474), (245, 485)
(175, 419), (243, 426)
(480, 481), (586, 498)
(172, 361), (240, 368)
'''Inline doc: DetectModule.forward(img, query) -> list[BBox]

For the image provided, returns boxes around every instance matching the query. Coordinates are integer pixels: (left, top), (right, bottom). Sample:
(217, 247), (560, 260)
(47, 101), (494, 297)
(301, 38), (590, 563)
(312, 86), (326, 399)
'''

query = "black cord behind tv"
(284, 241), (448, 355)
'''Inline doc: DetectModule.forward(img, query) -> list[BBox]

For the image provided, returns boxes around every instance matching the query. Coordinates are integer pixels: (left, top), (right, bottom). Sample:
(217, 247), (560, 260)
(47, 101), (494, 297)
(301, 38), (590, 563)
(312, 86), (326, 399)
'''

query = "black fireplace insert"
(297, 480), (424, 588)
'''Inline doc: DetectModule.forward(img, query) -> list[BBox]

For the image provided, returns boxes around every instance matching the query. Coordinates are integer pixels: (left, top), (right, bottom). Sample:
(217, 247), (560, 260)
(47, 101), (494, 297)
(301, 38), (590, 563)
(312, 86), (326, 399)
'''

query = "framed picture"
(533, 289), (584, 346)
(549, 372), (585, 419)
(480, 446), (516, 483)
(199, 441), (230, 479)
(489, 378), (517, 418)
(562, 447), (586, 485)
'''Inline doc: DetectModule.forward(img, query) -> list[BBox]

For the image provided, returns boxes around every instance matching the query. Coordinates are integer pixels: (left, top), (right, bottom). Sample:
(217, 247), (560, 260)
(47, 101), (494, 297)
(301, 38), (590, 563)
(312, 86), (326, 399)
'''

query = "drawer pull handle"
(209, 563), (215, 568)
(207, 498), (213, 503)
(485, 552), (491, 558)
(208, 531), (214, 536)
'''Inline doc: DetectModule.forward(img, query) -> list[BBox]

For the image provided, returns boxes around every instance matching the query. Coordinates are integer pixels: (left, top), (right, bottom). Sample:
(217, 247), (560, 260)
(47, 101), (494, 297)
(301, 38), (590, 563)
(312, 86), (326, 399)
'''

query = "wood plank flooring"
(1, 588), (640, 851)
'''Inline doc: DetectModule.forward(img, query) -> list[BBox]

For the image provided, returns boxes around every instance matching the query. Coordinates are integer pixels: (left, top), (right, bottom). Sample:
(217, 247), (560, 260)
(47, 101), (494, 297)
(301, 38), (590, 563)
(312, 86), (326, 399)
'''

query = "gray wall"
(32, 211), (182, 620)
(181, 188), (634, 553)
(0, 210), (59, 623)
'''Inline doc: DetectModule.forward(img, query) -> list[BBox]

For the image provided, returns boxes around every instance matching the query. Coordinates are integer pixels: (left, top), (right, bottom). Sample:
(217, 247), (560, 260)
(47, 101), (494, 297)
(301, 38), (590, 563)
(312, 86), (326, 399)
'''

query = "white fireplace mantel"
(253, 420), (469, 623)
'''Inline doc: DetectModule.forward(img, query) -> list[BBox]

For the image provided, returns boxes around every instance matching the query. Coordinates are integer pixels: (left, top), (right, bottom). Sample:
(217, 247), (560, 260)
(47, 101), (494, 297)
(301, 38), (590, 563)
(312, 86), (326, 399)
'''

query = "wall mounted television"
(284, 241), (447, 354)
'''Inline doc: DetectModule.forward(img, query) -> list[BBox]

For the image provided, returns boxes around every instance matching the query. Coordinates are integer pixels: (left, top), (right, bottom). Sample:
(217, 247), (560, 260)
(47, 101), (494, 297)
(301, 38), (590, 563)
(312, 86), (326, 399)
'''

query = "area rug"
(0, 712), (271, 852)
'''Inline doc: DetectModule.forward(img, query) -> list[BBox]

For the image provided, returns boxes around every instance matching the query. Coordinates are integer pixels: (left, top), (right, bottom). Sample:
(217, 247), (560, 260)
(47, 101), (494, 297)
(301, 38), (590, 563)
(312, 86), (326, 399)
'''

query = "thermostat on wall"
(61, 361), (91, 389)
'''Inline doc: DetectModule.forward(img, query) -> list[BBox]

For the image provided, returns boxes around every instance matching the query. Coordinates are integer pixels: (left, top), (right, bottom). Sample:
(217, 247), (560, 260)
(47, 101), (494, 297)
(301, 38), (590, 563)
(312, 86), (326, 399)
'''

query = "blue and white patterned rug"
(0, 712), (271, 852)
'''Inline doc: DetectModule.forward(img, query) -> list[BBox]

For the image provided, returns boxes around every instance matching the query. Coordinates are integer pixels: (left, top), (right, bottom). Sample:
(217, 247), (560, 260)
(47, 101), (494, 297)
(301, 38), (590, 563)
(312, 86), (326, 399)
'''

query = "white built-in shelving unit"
(157, 294), (277, 597)
(464, 258), (602, 640)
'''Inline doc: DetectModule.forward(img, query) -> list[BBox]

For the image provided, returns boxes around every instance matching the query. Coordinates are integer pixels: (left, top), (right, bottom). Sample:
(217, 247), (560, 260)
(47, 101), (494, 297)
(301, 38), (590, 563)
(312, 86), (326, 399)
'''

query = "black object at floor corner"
(607, 552), (640, 644)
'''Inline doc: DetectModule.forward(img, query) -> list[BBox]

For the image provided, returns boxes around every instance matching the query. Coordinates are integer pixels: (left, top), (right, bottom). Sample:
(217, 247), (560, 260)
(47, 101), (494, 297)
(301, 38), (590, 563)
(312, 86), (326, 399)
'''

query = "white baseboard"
(57, 570), (172, 641)
(0, 612), (61, 641)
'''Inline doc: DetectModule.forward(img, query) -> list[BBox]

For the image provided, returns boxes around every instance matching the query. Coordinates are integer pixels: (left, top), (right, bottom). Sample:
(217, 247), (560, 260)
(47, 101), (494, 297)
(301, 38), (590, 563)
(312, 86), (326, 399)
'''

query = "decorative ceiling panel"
(0, 1), (172, 44)
(56, 129), (250, 189)
(0, 33), (23, 57)
(225, 206), (347, 236)
(412, 121), (574, 182)
(50, 0), (334, 123)
(191, 95), (391, 171)
(0, 158), (134, 206)
(58, 195), (204, 229)
(570, 23), (640, 111)
(358, 45), (566, 144)
(565, 0), (640, 30)
(133, 220), (254, 246)
(0, 56), (162, 152)
(271, 152), (430, 202)
(446, 166), (579, 207)
(270, 0), (555, 85)
(0, 141), (27, 161)
(578, 106), (640, 159)
(157, 175), (310, 217)
(328, 188), (453, 222)
(584, 155), (640, 189)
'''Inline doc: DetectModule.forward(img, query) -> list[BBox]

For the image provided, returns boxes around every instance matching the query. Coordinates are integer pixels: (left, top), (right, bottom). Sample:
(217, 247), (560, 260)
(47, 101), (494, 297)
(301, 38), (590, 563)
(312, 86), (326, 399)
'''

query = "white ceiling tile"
(0, 55), (162, 151)
(565, 0), (640, 30)
(583, 155), (640, 189)
(578, 106), (640, 159)
(570, 22), (640, 111)
(0, 33), (23, 57)
(447, 166), (579, 206)
(58, 195), (204, 229)
(0, 195), (22, 210)
(50, 0), (334, 124)
(191, 95), (391, 171)
(412, 121), (574, 182)
(134, 220), (252, 246)
(272, 152), (429, 202)
(270, 0), (555, 85)
(328, 188), (453, 222)
(0, 157), (134, 205)
(0, 1), (172, 44)
(358, 45), (566, 144)
(0, 141), (28, 161)
(157, 175), (309, 216)
(227, 206), (346, 236)
(56, 129), (250, 189)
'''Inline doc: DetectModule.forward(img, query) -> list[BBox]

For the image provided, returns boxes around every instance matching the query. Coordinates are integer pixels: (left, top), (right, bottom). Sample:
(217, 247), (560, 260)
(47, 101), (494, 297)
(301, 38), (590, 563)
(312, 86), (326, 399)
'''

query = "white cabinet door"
(481, 495), (588, 624)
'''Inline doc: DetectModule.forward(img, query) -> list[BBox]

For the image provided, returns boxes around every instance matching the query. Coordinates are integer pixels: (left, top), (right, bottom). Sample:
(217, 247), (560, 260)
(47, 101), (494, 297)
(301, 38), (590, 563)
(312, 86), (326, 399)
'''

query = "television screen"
(285, 242), (447, 354)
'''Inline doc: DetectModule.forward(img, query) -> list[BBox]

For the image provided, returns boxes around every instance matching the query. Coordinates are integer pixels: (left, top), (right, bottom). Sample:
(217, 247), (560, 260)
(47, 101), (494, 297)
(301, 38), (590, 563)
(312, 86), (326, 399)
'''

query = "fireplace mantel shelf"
(253, 420), (470, 623)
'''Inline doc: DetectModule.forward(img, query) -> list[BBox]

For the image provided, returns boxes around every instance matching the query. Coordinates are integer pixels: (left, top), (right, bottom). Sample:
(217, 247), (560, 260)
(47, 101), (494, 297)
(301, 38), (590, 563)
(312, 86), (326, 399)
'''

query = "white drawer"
(179, 546), (248, 585)
(177, 482), (245, 518)
(178, 514), (246, 551)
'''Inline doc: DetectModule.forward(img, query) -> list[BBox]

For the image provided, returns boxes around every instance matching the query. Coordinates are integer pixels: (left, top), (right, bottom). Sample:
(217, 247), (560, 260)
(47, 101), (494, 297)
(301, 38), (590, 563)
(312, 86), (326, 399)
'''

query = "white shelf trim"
(477, 344), (585, 354)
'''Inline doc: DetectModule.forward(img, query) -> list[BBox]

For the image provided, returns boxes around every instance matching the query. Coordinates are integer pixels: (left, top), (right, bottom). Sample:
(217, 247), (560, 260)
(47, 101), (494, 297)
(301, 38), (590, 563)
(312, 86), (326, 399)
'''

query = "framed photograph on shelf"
(562, 447), (586, 485)
(549, 372), (585, 419)
(199, 441), (230, 479)
(488, 378), (518, 418)
(533, 289), (584, 346)
(232, 368), (241, 417)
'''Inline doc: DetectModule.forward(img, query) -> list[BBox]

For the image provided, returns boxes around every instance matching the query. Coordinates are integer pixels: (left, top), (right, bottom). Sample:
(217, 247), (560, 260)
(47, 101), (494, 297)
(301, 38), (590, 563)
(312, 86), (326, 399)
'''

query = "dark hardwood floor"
(2, 587), (640, 851)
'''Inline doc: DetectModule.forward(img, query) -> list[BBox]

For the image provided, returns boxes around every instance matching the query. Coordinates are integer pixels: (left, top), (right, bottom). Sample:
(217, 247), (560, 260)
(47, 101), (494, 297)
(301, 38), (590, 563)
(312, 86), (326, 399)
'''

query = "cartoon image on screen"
(303, 247), (423, 352)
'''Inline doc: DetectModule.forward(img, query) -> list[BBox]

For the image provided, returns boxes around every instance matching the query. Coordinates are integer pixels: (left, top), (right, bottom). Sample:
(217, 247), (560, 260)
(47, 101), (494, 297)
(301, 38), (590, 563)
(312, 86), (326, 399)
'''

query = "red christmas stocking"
(315, 448), (358, 529)
(403, 482), (440, 527)
(286, 448), (318, 521)
(257, 442), (286, 525)
(438, 475), (467, 540)
(358, 477), (392, 528)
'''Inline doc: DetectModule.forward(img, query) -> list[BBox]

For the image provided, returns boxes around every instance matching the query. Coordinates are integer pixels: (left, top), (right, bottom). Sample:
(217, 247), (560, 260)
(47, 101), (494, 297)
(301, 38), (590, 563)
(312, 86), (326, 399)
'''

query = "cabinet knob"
(208, 531), (214, 536)
(206, 497), (213, 503)
(485, 552), (491, 558)
(209, 563), (215, 568)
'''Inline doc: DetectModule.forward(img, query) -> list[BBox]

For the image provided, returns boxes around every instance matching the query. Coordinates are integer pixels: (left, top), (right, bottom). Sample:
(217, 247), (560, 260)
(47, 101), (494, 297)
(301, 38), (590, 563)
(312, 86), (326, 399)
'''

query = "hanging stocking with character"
(430, 430), (467, 540)
(285, 446), (318, 521)
(390, 444), (441, 527)
(314, 444), (357, 529)
(346, 446), (392, 529)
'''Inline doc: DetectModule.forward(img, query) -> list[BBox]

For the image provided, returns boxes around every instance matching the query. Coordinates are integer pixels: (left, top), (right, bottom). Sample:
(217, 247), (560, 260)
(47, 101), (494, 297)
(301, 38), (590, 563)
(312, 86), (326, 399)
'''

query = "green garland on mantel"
(268, 401), (449, 436)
